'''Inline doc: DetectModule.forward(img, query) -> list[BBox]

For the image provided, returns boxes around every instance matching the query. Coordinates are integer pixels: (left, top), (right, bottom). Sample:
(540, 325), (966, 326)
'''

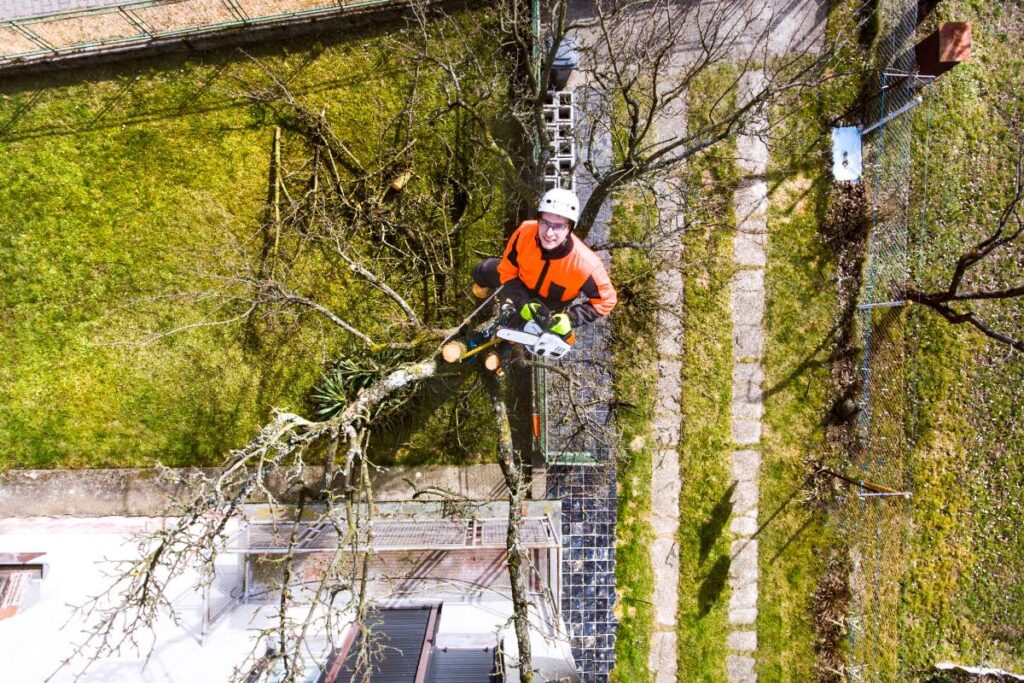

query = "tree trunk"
(482, 370), (534, 683)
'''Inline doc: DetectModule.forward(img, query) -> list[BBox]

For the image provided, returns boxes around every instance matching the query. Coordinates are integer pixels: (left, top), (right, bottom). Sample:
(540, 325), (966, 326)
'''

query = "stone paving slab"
(734, 180), (768, 234)
(733, 366), (765, 403)
(730, 539), (759, 584)
(732, 268), (765, 292)
(767, 0), (827, 55)
(729, 582), (758, 611)
(655, 267), (684, 293)
(729, 67), (769, 679)
(733, 362), (764, 399)
(730, 288), (765, 326)
(734, 231), (768, 267)
(656, 332), (683, 359)
(727, 653), (758, 682)
(647, 77), (687, 678)
(655, 360), (683, 399)
(733, 325), (765, 360)
(731, 450), (762, 481)
(737, 137), (769, 176)
(652, 416), (681, 447)
(651, 537), (680, 627)
(732, 380), (765, 417)
(651, 453), (681, 536)
(730, 478), (759, 516)
(649, 631), (678, 683)
(730, 514), (759, 537)
(732, 417), (762, 445)
(729, 630), (758, 652)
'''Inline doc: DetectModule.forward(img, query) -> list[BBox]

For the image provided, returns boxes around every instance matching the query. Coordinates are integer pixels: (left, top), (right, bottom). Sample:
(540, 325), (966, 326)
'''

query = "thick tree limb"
(481, 369), (534, 683)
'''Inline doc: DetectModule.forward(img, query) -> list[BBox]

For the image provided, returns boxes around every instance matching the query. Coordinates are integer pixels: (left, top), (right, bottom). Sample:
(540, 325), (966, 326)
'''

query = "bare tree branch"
(905, 135), (1024, 352)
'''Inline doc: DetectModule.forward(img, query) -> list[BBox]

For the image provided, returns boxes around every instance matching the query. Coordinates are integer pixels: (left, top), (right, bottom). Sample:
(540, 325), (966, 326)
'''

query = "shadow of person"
(699, 554), (732, 617)
(699, 482), (736, 565)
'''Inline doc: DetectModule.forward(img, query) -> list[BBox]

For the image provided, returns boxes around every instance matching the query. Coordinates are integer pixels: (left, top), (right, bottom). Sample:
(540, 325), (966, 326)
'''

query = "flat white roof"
(0, 516), (577, 682)
(0, 517), (260, 682)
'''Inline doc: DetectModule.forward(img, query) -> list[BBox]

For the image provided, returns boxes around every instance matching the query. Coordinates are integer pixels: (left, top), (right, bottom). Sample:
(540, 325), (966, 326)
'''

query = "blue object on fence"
(831, 126), (863, 183)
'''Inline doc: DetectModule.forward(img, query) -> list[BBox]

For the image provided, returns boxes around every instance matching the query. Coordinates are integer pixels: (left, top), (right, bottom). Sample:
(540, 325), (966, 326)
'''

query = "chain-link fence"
(0, 0), (407, 68)
(846, 0), (926, 679)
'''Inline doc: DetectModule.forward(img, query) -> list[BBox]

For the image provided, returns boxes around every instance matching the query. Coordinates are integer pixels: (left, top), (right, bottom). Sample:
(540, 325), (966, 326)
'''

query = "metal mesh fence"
(846, 0), (923, 680)
(0, 0), (407, 67)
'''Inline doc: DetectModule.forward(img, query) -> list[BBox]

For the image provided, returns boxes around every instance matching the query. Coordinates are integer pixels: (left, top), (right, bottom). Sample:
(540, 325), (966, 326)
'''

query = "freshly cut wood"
(441, 340), (466, 363)
(483, 350), (501, 372)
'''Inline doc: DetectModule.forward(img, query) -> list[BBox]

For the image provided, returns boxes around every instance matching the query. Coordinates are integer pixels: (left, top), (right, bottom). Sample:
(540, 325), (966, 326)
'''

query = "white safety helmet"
(538, 188), (580, 225)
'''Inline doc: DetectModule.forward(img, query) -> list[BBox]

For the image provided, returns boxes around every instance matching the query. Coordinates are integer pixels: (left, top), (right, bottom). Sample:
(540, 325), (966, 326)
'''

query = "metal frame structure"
(219, 515), (562, 614)
(0, 0), (415, 67)
(542, 89), (575, 191)
(223, 515), (558, 554)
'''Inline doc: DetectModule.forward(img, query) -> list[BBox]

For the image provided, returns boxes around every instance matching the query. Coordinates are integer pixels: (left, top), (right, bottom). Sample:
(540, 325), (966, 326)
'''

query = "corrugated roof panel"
(426, 647), (499, 683)
(330, 608), (432, 683)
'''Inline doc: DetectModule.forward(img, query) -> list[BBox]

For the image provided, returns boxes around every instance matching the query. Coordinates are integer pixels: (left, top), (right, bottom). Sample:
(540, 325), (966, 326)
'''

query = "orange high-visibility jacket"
(497, 220), (617, 325)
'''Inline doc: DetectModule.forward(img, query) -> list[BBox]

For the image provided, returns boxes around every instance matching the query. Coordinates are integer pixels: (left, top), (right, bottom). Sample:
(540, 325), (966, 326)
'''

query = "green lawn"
(0, 16), (505, 468)
(758, 147), (839, 682)
(610, 193), (659, 682)
(885, 0), (1024, 675)
(674, 65), (739, 682)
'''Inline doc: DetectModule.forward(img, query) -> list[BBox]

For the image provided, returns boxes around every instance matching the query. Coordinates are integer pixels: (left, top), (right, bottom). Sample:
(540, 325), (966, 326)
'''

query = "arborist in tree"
(471, 188), (617, 344)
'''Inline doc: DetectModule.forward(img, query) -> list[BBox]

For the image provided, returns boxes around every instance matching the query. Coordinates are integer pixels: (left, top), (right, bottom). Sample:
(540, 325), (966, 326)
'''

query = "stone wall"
(0, 464), (506, 517)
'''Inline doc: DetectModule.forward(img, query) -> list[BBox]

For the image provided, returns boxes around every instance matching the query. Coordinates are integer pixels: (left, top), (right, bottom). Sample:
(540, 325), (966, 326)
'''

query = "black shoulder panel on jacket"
(580, 274), (599, 300)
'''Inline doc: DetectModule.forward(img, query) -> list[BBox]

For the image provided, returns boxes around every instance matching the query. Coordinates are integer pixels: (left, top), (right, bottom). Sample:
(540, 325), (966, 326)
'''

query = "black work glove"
(567, 301), (600, 327)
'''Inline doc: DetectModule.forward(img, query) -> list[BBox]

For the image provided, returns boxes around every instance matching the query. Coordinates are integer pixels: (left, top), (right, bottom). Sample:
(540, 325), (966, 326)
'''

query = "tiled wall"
(547, 463), (618, 682)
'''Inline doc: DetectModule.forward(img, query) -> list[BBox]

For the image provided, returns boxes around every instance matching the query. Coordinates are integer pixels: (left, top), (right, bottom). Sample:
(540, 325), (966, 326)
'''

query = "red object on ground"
(916, 22), (972, 77)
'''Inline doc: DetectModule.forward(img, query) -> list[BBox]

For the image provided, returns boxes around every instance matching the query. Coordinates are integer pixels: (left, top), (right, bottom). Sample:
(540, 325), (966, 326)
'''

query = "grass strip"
(675, 64), (739, 682)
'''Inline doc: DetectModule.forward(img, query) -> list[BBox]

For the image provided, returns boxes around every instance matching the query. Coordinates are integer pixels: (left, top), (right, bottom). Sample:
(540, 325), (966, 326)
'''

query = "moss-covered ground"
(879, 0), (1024, 676)
(609, 192), (658, 682)
(0, 16), (506, 469)
(673, 64), (738, 682)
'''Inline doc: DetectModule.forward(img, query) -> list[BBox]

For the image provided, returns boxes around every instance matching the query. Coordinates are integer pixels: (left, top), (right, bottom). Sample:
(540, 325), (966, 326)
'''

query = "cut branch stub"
(442, 340), (467, 363)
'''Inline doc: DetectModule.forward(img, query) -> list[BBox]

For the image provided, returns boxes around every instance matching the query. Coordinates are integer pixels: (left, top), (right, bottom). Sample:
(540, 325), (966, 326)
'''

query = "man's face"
(538, 212), (572, 250)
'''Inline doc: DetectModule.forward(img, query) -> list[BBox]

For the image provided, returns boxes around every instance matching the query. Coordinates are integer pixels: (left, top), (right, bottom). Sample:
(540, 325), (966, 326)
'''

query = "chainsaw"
(441, 297), (574, 371)
(495, 320), (573, 359)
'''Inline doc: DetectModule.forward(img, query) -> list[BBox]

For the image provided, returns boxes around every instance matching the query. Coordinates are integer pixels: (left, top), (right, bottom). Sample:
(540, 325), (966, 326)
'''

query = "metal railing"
(0, 0), (410, 67)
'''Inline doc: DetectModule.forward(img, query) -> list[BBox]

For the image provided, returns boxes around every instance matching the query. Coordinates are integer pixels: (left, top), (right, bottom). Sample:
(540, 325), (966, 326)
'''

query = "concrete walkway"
(726, 69), (770, 683)
(648, 241), (685, 682)
(646, 82), (688, 683)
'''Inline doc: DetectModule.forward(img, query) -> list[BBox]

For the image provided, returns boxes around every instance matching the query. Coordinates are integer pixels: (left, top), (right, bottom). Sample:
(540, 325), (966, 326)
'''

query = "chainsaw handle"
(521, 299), (554, 329)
